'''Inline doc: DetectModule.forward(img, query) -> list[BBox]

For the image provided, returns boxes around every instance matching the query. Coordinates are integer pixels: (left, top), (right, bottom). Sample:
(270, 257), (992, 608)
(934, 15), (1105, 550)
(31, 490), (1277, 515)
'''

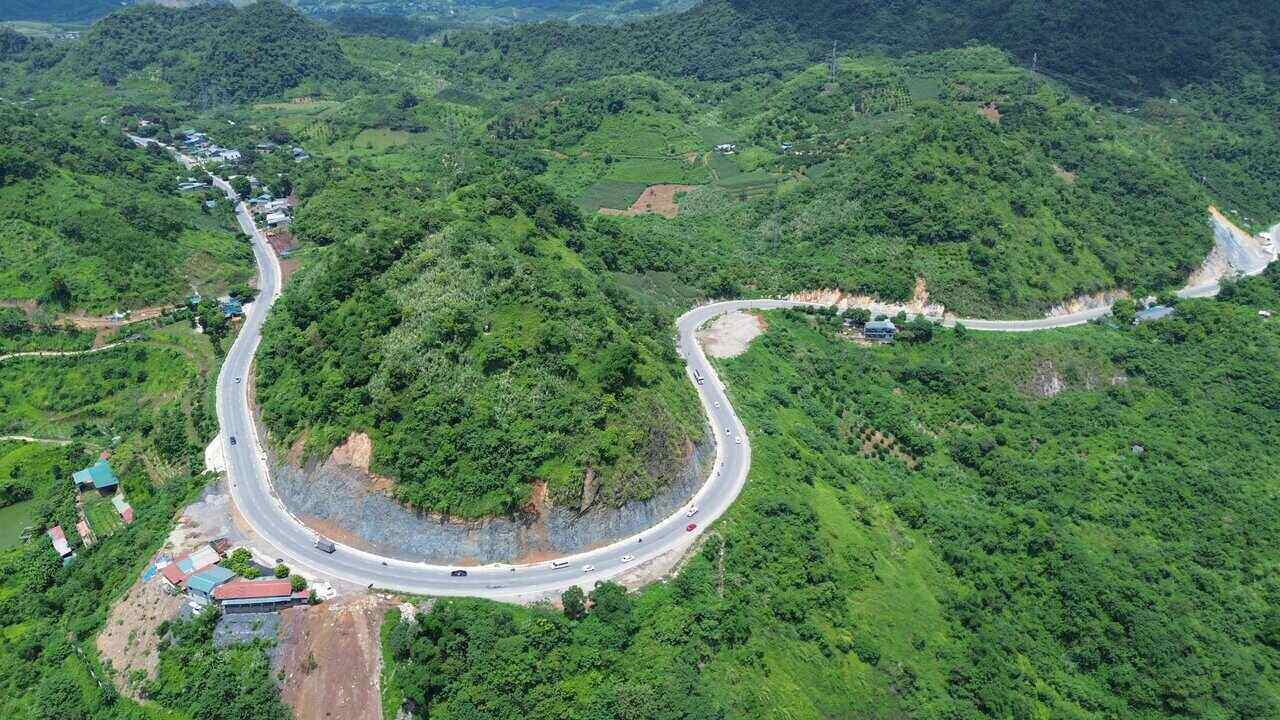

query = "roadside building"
(864, 319), (897, 342)
(213, 579), (307, 614)
(73, 459), (119, 493)
(186, 566), (236, 602)
(220, 298), (244, 318)
(48, 525), (73, 558)
(158, 545), (222, 591)
(1134, 305), (1175, 324)
(265, 211), (290, 228)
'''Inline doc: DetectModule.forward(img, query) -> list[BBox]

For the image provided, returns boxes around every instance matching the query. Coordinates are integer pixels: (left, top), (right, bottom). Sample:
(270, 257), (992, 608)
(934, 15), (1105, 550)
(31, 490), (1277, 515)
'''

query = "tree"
(562, 585), (586, 620)
(230, 175), (251, 198)
(0, 307), (29, 336)
(290, 574), (307, 592)
(274, 563), (290, 578)
(845, 307), (871, 327)
(1112, 298), (1138, 325)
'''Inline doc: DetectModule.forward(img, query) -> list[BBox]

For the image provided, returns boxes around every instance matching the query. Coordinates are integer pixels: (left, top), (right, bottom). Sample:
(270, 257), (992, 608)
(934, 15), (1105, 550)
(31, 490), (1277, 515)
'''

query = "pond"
(0, 499), (37, 550)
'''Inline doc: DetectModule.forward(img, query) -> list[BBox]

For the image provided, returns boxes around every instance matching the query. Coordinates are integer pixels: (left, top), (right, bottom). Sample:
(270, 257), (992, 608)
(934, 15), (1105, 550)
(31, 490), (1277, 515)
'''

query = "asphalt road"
(134, 133), (1278, 599)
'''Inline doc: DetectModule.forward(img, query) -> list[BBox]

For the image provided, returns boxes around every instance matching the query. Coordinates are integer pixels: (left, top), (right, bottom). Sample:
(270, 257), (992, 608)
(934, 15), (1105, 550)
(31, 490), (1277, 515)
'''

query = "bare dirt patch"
(698, 311), (767, 358)
(598, 184), (698, 219)
(979, 102), (1002, 124)
(97, 577), (187, 698)
(60, 305), (167, 330)
(1053, 164), (1077, 184)
(275, 594), (396, 720)
(327, 432), (395, 494)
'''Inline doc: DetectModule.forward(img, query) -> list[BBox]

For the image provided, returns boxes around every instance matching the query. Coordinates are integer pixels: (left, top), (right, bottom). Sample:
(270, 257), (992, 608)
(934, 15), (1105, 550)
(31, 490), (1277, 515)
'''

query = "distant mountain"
(454, 0), (1280, 97)
(0, 0), (129, 24)
(64, 1), (365, 104)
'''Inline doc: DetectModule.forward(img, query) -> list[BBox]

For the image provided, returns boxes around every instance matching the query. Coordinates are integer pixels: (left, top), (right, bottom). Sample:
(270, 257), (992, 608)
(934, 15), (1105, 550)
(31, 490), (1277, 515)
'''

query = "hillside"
(529, 49), (1211, 315)
(0, 107), (251, 313)
(255, 163), (703, 518)
(382, 297), (1280, 719)
(63, 1), (366, 105)
(452, 0), (1280, 96)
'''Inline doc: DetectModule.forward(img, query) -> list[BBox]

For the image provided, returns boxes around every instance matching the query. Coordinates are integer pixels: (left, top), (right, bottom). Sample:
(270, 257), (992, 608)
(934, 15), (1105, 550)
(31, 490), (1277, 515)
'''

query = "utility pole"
(824, 42), (838, 94)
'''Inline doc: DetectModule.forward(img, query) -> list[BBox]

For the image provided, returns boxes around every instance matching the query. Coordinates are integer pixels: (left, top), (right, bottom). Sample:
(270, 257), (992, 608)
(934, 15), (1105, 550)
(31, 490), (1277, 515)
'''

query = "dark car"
(450, 570), (468, 577)
(686, 523), (697, 532)
(229, 436), (237, 446)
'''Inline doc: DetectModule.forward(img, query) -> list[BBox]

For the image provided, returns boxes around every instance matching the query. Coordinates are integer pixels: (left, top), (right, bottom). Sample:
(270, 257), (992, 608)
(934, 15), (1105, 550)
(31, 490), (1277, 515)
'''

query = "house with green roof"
(73, 459), (118, 492)
(186, 566), (236, 601)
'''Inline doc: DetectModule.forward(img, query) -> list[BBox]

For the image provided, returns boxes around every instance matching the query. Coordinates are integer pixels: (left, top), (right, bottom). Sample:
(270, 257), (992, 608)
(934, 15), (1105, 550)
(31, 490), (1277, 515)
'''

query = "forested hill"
(0, 107), (251, 312)
(63, 1), (366, 105)
(453, 0), (1280, 96)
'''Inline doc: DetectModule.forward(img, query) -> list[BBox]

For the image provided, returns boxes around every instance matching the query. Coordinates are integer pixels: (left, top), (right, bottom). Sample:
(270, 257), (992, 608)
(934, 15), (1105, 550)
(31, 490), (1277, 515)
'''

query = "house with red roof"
(47, 525), (73, 558)
(212, 579), (306, 613)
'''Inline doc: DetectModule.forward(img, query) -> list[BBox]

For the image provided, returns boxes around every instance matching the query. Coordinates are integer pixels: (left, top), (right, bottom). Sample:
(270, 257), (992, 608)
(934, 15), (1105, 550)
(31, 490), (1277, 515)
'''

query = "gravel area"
(214, 611), (280, 650)
(270, 436), (713, 565)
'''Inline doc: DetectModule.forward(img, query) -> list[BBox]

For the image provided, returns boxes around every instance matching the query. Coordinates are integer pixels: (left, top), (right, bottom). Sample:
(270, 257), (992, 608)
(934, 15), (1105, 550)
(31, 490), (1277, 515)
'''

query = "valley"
(0, 2), (1278, 719)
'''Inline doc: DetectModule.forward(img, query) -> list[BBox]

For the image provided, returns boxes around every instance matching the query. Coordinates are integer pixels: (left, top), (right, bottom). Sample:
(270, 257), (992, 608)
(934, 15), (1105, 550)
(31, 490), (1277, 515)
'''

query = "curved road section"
(142, 135), (1277, 599)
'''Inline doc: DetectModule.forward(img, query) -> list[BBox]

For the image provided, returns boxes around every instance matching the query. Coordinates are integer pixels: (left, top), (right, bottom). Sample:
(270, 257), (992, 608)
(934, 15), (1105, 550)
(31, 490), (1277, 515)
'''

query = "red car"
(686, 523), (697, 532)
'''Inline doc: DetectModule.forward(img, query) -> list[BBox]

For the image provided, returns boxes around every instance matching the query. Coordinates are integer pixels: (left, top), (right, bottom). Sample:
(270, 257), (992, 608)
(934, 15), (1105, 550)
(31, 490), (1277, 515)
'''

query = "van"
(315, 538), (336, 554)
(551, 560), (569, 569)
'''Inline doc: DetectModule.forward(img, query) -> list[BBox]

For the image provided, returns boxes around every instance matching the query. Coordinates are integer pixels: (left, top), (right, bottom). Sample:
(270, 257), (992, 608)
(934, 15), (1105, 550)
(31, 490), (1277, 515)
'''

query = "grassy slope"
(0, 110), (251, 314)
(381, 299), (1280, 719)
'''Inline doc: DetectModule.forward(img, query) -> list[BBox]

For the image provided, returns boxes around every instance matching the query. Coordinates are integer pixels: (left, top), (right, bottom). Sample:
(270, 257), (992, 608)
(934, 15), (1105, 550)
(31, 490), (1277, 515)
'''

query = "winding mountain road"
(134, 134), (1278, 600)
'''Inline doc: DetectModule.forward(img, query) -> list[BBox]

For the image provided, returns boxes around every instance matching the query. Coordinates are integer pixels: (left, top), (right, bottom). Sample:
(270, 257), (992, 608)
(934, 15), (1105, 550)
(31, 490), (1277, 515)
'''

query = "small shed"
(112, 494), (134, 524)
(48, 525), (73, 558)
(75, 520), (94, 547)
(73, 459), (118, 492)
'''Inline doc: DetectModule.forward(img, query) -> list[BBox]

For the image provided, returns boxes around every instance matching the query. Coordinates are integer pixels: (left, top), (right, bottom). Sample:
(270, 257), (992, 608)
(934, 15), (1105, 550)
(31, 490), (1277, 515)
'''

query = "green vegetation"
(256, 165), (703, 517)
(64, 1), (365, 105)
(147, 608), (289, 720)
(383, 298), (1280, 718)
(0, 107), (252, 313)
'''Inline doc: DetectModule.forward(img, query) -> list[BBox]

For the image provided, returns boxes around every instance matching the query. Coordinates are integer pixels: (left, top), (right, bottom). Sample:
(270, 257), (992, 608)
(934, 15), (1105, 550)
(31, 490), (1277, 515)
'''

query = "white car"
(686, 506), (698, 517)
(235, 377), (241, 383)
(582, 564), (595, 573)
(620, 554), (635, 563)
(735, 436), (743, 445)
(714, 401), (720, 408)
(725, 427), (732, 435)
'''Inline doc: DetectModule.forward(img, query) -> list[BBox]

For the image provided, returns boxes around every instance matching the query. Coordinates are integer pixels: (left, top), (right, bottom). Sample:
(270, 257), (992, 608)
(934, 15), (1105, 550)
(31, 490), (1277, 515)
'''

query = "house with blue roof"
(186, 566), (236, 601)
(220, 298), (244, 319)
(72, 459), (118, 492)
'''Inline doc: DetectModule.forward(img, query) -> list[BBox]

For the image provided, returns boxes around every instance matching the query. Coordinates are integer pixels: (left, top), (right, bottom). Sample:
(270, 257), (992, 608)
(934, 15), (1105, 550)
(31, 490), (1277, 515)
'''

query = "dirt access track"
(697, 310), (767, 358)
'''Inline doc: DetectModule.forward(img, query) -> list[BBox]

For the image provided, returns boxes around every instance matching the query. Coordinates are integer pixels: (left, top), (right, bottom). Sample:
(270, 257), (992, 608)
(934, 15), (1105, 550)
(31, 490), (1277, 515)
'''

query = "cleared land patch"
(598, 183), (698, 218)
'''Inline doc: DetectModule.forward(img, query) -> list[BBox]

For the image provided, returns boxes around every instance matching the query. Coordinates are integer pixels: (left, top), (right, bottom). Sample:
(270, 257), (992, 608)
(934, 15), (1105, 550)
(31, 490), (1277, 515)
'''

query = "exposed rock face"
(788, 277), (946, 318)
(1185, 207), (1278, 292)
(328, 432), (373, 470)
(268, 432), (715, 565)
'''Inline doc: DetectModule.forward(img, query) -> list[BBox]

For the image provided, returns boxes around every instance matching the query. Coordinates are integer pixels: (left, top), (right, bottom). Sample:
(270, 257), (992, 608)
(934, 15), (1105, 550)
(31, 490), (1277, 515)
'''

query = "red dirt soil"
(599, 184), (698, 219)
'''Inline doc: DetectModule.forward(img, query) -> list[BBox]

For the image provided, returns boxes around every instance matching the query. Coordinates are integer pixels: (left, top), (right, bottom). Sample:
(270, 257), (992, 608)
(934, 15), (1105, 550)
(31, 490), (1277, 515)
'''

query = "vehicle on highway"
(229, 436), (237, 446)
(450, 569), (468, 577)
(315, 538), (336, 553)
(735, 436), (743, 445)
(686, 523), (697, 532)
(686, 506), (698, 517)
(235, 376), (241, 384)
(693, 368), (705, 385)
(551, 559), (569, 569)
(725, 427), (731, 434)
(714, 401), (720, 408)
(583, 564), (596, 572)
(621, 554), (635, 563)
